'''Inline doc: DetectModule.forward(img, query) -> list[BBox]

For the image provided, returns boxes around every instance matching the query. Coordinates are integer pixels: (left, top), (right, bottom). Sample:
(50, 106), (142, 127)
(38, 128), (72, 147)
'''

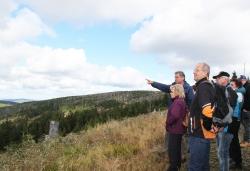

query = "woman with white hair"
(166, 84), (187, 171)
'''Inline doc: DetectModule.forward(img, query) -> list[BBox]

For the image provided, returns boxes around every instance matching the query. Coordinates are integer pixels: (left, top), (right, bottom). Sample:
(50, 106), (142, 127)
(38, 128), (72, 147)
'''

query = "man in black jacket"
(213, 71), (237, 171)
(240, 75), (250, 147)
(188, 63), (218, 171)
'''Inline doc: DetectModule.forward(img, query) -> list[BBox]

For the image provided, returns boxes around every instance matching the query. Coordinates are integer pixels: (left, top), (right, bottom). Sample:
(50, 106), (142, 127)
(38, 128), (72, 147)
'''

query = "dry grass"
(0, 111), (169, 171)
(1, 111), (250, 171)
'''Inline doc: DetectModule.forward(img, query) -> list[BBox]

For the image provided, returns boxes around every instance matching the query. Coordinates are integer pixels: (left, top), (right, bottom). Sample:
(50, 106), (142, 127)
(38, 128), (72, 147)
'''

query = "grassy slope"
(0, 111), (167, 171)
(0, 111), (250, 171)
(0, 103), (10, 108)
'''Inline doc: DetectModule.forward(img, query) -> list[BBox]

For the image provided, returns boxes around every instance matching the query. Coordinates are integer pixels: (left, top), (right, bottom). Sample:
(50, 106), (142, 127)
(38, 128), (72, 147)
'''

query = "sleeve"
(198, 83), (214, 111)
(237, 92), (244, 110)
(237, 92), (243, 103)
(198, 83), (214, 130)
(151, 81), (171, 93)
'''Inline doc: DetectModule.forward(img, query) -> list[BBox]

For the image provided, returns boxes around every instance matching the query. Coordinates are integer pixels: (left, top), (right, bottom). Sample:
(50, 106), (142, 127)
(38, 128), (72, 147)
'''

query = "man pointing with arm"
(146, 71), (194, 108)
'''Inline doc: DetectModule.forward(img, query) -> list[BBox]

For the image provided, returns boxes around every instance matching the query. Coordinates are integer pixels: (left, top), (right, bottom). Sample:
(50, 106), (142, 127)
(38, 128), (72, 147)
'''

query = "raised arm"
(146, 79), (171, 93)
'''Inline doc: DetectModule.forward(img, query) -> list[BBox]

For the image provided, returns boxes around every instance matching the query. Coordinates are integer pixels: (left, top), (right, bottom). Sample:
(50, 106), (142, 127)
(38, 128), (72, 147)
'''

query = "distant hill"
(0, 103), (10, 108)
(0, 100), (18, 108)
(1, 99), (33, 103)
(0, 99), (33, 108)
(0, 91), (167, 117)
(0, 91), (168, 150)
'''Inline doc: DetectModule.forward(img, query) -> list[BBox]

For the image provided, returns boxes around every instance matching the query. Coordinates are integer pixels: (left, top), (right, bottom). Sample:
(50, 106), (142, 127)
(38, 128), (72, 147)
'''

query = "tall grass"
(1, 110), (250, 171)
(0, 111), (169, 171)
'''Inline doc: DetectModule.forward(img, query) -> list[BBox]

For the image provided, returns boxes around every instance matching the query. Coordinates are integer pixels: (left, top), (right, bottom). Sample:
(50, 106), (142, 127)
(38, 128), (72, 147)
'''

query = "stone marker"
(48, 121), (59, 139)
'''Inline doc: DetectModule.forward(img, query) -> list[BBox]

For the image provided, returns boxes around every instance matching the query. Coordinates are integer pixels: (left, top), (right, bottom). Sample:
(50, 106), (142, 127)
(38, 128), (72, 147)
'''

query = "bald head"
(193, 63), (210, 82)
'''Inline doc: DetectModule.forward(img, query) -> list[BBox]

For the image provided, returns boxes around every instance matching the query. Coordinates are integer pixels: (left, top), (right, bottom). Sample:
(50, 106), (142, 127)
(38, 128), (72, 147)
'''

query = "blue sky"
(31, 22), (172, 79)
(0, 0), (250, 100)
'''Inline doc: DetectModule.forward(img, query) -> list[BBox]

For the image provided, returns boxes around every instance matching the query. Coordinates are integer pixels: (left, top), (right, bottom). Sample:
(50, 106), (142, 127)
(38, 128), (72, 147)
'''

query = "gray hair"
(175, 71), (185, 78)
(199, 62), (210, 77)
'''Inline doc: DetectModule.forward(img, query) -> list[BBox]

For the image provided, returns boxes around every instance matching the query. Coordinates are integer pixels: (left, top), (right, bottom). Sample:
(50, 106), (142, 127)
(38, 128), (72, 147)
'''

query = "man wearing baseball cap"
(213, 71), (237, 171)
(213, 71), (230, 79)
(239, 75), (250, 148)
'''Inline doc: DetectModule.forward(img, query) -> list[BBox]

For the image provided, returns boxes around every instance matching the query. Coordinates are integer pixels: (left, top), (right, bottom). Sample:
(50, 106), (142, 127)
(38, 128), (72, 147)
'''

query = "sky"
(0, 0), (250, 100)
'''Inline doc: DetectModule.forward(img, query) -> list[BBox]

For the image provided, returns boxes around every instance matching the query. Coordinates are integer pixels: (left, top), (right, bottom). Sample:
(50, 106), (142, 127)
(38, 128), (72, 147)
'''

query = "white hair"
(198, 62), (210, 77)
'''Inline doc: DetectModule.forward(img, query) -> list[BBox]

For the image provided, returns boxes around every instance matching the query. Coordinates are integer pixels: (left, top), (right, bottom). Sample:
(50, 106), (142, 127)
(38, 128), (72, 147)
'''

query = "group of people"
(146, 63), (250, 171)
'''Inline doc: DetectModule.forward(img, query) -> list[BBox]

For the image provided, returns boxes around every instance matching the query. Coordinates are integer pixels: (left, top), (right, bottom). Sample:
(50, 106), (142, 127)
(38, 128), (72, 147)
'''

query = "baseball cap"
(213, 71), (230, 79)
(240, 75), (247, 80)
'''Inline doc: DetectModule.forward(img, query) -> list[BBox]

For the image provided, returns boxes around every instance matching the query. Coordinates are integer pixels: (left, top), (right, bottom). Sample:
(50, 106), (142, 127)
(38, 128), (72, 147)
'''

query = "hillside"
(0, 100), (17, 108)
(0, 111), (167, 171)
(0, 103), (10, 108)
(0, 91), (168, 150)
(0, 91), (166, 117)
(1, 99), (33, 103)
(1, 111), (250, 171)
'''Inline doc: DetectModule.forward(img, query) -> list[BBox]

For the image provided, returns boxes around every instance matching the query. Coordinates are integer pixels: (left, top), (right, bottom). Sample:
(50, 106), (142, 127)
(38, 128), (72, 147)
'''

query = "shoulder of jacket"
(198, 80), (213, 89)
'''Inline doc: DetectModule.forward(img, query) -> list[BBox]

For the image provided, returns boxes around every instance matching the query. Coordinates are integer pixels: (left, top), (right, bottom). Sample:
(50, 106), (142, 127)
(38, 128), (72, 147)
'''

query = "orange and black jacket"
(188, 78), (216, 139)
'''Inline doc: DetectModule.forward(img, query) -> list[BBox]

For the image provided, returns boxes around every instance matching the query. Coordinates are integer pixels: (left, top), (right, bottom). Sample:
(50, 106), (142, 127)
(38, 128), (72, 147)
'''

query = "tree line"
(0, 93), (168, 150)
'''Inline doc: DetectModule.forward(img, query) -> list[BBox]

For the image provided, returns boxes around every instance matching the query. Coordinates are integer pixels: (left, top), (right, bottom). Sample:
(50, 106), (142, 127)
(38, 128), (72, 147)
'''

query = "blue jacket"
(233, 87), (245, 120)
(151, 81), (194, 108)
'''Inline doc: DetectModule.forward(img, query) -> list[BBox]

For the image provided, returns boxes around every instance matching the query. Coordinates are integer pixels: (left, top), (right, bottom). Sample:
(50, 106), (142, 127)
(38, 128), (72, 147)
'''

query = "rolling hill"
(0, 91), (168, 150)
(0, 100), (17, 108)
(1, 99), (33, 103)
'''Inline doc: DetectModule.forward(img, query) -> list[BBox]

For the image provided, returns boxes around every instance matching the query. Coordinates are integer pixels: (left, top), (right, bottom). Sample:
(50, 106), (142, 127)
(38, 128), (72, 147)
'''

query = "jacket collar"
(172, 96), (184, 101)
(195, 77), (208, 87)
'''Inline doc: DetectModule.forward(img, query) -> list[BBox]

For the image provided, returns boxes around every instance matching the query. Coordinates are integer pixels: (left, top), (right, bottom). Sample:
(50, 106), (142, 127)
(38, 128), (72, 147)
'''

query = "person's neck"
(179, 81), (184, 85)
(222, 82), (229, 87)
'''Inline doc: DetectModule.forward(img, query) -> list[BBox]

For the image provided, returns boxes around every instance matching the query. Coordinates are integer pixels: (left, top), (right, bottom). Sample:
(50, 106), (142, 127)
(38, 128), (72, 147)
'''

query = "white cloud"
(0, 6), (148, 99)
(0, 42), (148, 99)
(0, 43), (148, 100)
(0, 8), (54, 44)
(0, 0), (17, 20)
(4, 0), (250, 99)
(130, 0), (250, 75)
(15, 0), (250, 75)
(18, 0), (170, 25)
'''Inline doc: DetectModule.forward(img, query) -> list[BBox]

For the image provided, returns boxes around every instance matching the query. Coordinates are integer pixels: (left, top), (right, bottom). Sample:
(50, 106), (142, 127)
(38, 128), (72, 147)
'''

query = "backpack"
(204, 81), (237, 127)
